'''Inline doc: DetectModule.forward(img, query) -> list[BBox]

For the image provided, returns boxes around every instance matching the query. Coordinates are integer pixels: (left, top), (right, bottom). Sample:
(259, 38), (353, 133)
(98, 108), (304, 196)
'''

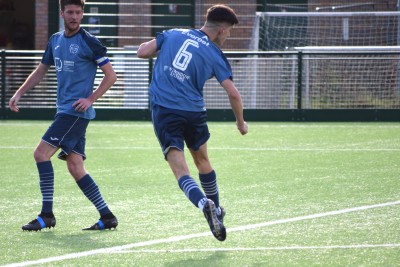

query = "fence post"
(297, 51), (303, 119)
(1, 50), (6, 119)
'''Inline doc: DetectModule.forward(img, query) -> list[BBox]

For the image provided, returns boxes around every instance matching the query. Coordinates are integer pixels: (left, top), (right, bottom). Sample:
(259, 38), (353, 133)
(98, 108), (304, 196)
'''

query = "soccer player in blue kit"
(8, 0), (118, 231)
(137, 4), (248, 241)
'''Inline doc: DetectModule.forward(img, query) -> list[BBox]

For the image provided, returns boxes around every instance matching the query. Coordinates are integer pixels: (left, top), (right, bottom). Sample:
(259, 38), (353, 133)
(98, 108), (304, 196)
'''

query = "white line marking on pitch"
(2, 200), (400, 267)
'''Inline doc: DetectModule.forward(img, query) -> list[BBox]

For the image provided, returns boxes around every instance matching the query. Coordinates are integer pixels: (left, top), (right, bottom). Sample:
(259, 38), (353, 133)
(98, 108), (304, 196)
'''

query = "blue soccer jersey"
(150, 29), (233, 112)
(41, 28), (110, 119)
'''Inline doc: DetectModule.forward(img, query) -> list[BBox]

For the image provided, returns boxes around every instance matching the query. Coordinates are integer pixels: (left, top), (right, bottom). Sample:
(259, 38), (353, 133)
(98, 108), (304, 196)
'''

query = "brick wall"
(118, 1), (152, 48)
(35, 0), (49, 50)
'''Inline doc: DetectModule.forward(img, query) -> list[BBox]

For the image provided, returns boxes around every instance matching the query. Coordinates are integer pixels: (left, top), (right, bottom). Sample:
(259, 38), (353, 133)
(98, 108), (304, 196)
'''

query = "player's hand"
(237, 121), (248, 135)
(72, 98), (93, 112)
(9, 94), (21, 112)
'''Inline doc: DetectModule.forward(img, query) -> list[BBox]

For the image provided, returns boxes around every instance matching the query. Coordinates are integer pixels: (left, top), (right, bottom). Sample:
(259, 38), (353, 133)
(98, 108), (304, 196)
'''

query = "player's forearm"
(222, 79), (245, 124)
(229, 95), (245, 124)
(88, 72), (117, 104)
(229, 95), (248, 135)
(14, 66), (46, 97)
(88, 62), (117, 104)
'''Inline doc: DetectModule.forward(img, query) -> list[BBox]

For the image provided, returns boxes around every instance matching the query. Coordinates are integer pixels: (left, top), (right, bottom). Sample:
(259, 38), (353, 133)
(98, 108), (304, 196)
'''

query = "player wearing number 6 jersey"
(137, 4), (248, 241)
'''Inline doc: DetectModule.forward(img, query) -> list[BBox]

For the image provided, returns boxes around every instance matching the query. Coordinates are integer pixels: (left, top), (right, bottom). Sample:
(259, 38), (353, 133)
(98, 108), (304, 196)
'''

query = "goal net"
(251, 11), (400, 51)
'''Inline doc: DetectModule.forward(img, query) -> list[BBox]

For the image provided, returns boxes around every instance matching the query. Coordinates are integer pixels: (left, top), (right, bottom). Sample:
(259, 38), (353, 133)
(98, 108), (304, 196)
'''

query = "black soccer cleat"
(217, 206), (226, 224)
(22, 214), (56, 231)
(203, 199), (226, 241)
(82, 216), (118, 230)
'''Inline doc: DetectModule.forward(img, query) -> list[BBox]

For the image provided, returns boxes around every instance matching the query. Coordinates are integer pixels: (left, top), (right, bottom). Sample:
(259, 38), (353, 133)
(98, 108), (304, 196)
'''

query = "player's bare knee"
(33, 148), (47, 162)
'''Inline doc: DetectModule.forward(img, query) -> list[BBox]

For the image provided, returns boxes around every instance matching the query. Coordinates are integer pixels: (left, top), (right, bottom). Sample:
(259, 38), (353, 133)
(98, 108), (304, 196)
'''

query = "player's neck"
(64, 27), (81, 37)
(200, 27), (217, 42)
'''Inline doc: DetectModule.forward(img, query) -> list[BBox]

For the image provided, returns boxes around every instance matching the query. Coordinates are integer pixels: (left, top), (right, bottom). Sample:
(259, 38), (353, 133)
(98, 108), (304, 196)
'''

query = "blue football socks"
(77, 174), (111, 216)
(199, 170), (220, 208)
(178, 175), (207, 209)
(37, 161), (54, 214)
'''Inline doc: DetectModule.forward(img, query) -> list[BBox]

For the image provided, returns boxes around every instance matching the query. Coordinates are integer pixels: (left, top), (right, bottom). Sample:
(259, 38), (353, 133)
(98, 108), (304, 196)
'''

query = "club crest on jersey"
(69, 44), (79, 54)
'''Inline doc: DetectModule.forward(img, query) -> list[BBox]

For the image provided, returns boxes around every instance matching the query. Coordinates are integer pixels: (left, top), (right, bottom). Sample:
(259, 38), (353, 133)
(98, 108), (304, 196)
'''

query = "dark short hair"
(206, 4), (239, 25)
(60, 0), (85, 11)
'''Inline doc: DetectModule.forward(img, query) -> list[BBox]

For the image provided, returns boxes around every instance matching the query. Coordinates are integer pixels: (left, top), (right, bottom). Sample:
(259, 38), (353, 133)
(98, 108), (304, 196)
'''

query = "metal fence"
(1, 48), (400, 120)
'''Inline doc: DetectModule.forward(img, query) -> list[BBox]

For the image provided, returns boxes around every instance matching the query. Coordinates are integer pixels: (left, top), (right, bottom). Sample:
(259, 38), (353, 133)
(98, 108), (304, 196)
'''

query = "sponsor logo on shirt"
(54, 57), (74, 72)
(182, 31), (209, 46)
(55, 57), (62, 71)
(165, 66), (190, 82)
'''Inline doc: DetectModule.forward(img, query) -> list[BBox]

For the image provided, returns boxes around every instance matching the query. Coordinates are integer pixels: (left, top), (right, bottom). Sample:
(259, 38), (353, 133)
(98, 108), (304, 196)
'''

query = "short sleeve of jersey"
(155, 31), (166, 50)
(81, 30), (110, 67)
(41, 35), (55, 66)
(213, 50), (233, 83)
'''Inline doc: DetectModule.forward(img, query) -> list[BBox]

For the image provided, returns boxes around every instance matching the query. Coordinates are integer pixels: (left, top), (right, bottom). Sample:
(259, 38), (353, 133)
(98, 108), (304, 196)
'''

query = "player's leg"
(185, 114), (226, 241)
(151, 104), (208, 211)
(166, 146), (225, 241)
(34, 140), (59, 215)
(66, 153), (117, 230)
(188, 148), (226, 241)
(167, 151), (226, 240)
(22, 135), (59, 231)
(67, 153), (112, 216)
(186, 113), (222, 210)
(190, 146), (226, 240)
(166, 148), (208, 211)
(189, 144), (220, 209)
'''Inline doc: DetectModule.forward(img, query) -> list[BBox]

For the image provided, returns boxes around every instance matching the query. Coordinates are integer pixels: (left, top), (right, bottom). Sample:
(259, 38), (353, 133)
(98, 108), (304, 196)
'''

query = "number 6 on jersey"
(172, 39), (199, 71)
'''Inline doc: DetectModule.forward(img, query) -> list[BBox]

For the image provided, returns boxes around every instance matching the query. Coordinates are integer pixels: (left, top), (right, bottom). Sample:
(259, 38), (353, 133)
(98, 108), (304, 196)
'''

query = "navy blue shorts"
(151, 104), (210, 158)
(42, 113), (90, 160)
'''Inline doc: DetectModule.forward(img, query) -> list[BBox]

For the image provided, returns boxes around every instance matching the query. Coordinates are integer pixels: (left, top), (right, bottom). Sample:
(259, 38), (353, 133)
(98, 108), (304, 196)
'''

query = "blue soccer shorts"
(151, 104), (210, 158)
(42, 113), (90, 160)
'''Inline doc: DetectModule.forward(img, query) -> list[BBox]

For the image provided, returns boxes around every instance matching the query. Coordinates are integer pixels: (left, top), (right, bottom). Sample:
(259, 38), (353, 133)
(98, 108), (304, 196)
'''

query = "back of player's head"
(206, 4), (239, 26)
(60, 0), (85, 11)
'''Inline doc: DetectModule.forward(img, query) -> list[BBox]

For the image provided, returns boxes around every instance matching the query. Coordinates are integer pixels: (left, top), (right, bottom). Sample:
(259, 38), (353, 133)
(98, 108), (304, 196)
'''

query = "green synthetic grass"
(0, 121), (399, 266)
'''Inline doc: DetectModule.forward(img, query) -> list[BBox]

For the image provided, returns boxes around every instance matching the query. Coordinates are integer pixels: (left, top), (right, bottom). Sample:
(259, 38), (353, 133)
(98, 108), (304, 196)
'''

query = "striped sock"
(178, 175), (207, 209)
(199, 170), (220, 208)
(77, 174), (111, 216)
(37, 161), (54, 214)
